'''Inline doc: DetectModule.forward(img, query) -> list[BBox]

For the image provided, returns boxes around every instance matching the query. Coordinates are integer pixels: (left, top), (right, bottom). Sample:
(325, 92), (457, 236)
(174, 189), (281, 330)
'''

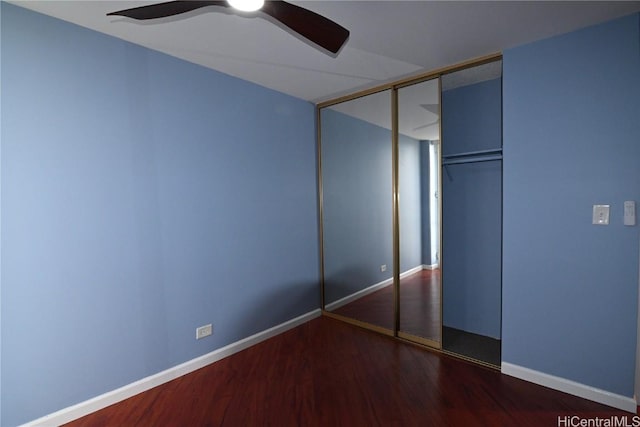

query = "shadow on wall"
(235, 280), (321, 338)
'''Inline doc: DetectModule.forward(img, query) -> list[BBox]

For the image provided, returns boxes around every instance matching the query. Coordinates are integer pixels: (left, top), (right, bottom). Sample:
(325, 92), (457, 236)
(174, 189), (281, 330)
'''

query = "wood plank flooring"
(66, 316), (634, 427)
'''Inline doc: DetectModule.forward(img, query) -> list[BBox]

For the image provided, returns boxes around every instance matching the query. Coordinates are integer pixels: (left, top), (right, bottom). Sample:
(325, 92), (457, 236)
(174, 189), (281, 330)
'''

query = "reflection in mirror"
(441, 60), (502, 366)
(397, 78), (441, 347)
(320, 90), (393, 332)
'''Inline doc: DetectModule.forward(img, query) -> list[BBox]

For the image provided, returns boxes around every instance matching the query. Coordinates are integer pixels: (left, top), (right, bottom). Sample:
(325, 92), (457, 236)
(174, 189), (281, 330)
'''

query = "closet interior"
(441, 61), (503, 366)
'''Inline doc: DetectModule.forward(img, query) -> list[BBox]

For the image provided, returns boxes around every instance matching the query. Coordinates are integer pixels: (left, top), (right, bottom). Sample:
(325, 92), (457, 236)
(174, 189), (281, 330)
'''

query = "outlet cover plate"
(592, 205), (610, 225)
(196, 324), (213, 340)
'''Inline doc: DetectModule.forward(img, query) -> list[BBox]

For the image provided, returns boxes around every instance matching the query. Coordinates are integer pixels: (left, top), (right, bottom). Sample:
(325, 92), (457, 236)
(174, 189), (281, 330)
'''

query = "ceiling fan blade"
(261, 1), (349, 54)
(107, 1), (350, 54)
(107, 1), (228, 20)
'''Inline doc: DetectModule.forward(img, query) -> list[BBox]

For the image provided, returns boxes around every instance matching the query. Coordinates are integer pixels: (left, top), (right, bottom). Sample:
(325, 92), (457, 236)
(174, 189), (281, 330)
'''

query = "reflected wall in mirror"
(321, 90), (394, 332)
(397, 78), (442, 347)
(441, 60), (503, 366)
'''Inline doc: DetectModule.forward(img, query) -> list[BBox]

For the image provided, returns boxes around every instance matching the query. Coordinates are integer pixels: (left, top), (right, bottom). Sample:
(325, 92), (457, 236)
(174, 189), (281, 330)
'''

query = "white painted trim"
(325, 265), (429, 311)
(21, 309), (322, 427)
(422, 264), (439, 270)
(325, 277), (393, 311)
(502, 362), (637, 413)
(400, 265), (424, 278)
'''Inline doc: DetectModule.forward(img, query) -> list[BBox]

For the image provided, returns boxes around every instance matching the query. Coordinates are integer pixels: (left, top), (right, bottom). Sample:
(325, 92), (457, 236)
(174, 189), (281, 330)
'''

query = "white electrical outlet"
(380, 264), (387, 272)
(196, 324), (213, 340)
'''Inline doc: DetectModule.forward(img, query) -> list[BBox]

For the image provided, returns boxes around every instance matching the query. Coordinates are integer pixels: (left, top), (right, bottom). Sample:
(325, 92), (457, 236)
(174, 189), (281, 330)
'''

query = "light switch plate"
(624, 201), (636, 226)
(592, 205), (610, 225)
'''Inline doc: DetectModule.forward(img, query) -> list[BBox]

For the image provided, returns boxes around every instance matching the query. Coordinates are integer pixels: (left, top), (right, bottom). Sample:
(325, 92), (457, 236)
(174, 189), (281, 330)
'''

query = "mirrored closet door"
(397, 78), (442, 347)
(320, 89), (394, 334)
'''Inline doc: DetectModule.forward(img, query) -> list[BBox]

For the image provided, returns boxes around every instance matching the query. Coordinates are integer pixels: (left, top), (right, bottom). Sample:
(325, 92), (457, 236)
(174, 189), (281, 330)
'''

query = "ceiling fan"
(107, 0), (350, 54)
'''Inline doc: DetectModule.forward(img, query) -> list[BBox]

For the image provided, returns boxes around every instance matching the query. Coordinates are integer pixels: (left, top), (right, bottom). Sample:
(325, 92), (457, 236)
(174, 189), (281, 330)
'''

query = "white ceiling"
(11, 1), (640, 104)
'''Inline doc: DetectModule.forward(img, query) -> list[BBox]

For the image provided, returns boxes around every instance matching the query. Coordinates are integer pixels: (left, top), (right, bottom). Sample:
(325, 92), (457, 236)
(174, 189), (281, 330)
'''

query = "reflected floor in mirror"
(331, 269), (440, 342)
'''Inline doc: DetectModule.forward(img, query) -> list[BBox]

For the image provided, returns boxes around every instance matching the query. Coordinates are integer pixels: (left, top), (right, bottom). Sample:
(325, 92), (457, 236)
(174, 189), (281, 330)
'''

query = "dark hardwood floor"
(66, 316), (633, 427)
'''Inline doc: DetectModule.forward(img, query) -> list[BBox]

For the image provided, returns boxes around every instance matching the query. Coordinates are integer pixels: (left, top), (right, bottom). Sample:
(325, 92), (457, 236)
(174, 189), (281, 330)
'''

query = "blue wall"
(321, 108), (423, 304)
(441, 78), (502, 157)
(1, 4), (319, 426)
(502, 13), (640, 397)
(441, 78), (502, 339)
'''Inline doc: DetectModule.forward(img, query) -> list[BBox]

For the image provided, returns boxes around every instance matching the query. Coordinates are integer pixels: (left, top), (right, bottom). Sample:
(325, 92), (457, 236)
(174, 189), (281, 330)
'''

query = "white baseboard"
(325, 264), (429, 312)
(325, 277), (393, 311)
(422, 263), (439, 270)
(401, 265), (424, 278)
(22, 309), (322, 427)
(502, 362), (637, 413)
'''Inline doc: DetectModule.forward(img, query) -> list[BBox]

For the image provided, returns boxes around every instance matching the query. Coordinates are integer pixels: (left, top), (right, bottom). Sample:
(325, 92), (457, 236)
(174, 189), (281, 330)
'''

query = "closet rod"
(441, 148), (502, 160)
(442, 154), (502, 166)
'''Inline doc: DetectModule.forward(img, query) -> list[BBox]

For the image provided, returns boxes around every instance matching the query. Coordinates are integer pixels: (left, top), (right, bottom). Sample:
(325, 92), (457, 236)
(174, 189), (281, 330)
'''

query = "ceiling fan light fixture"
(227, 0), (264, 12)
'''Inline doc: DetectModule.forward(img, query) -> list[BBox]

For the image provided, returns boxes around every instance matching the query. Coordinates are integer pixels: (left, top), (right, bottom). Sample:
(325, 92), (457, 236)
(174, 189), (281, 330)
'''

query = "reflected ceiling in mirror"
(329, 83), (439, 141)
